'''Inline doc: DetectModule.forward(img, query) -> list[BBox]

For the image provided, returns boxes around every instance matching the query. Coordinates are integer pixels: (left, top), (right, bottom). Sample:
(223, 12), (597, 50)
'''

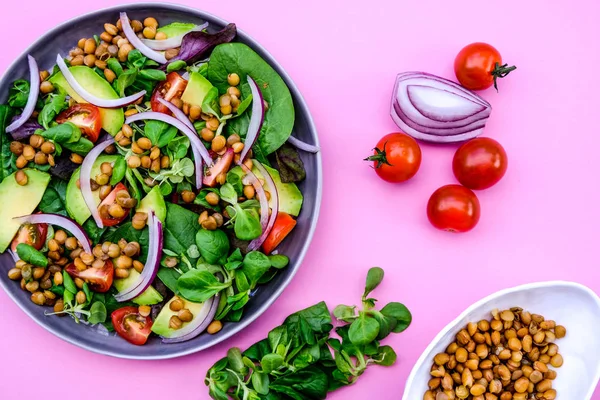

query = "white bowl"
(402, 281), (600, 400)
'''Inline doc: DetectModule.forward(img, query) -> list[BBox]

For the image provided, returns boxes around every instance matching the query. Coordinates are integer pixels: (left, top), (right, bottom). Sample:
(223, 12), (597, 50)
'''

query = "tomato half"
(262, 212), (297, 255)
(111, 306), (153, 346)
(454, 42), (516, 91)
(365, 133), (421, 183)
(427, 185), (480, 233)
(66, 259), (114, 293)
(203, 149), (233, 187)
(98, 183), (131, 227)
(151, 72), (188, 114)
(56, 104), (102, 143)
(453, 138), (508, 190)
(10, 223), (48, 252)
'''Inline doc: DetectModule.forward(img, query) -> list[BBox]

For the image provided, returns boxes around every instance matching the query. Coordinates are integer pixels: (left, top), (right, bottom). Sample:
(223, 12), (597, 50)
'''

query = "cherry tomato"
(66, 259), (114, 293)
(111, 306), (153, 346)
(56, 104), (102, 143)
(98, 183), (131, 227)
(427, 185), (480, 233)
(262, 212), (297, 255)
(10, 223), (48, 252)
(454, 42), (516, 91)
(202, 149), (233, 187)
(151, 72), (188, 114)
(365, 132), (422, 183)
(453, 138), (508, 190)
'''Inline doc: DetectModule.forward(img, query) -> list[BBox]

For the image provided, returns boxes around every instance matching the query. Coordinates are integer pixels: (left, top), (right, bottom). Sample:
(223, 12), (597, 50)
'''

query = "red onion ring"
(7, 249), (19, 262)
(80, 137), (115, 228)
(120, 12), (167, 64)
(287, 135), (320, 153)
(161, 293), (220, 343)
(114, 212), (162, 302)
(141, 23), (209, 51)
(55, 55), (145, 108)
(6, 55), (40, 133)
(237, 76), (264, 164)
(247, 161), (279, 251)
(125, 112), (213, 165)
(240, 165), (269, 240)
(13, 213), (92, 254)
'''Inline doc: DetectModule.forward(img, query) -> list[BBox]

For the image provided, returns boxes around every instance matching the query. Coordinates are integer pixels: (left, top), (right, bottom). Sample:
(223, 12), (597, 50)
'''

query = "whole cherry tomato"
(453, 137), (507, 190)
(454, 42), (516, 91)
(365, 132), (422, 183)
(427, 185), (480, 233)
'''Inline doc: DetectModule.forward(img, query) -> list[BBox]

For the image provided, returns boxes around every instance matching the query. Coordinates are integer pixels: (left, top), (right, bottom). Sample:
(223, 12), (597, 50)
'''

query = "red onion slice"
(161, 293), (219, 343)
(141, 23), (208, 51)
(125, 112), (213, 165)
(6, 55), (40, 133)
(287, 136), (320, 153)
(56, 55), (145, 108)
(240, 165), (269, 243)
(247, 161), (279, 252)
(120, 12), (167, 64)
(114, 212), (162, 302)
(191, 146), (203, 189)
(13, 213), (92, 254)
(7, 249), (20, 262)
(157, 97), (195, 131)
(237, 76), (264, 164)
(408, 85), (486, 122)
(80, 137), (115, 228)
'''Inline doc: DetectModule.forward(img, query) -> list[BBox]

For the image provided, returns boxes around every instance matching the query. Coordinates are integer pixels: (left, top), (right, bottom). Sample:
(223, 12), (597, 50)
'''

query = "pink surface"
(0, 0), (599, 399)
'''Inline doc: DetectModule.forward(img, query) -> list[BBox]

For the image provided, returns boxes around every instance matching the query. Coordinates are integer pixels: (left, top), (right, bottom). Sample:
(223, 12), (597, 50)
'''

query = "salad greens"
(205, 268), (412, 399)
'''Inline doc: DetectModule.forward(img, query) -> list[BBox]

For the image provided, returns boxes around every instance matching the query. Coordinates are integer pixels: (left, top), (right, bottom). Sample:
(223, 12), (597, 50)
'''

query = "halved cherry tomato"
(111, 306), (153, 346)
(454, 42), (516, 91)
(98, 183), (131, 227)
(66, 259), (114, 293)
(427, 185), (480, 233)
(262, 212), (297, 255)
(56, 104), (102, 143)
(10, 223), (48, 252)
(151, 72), (188, 114)
(365, 132), (421, 183)
(203, 149), (233, 187)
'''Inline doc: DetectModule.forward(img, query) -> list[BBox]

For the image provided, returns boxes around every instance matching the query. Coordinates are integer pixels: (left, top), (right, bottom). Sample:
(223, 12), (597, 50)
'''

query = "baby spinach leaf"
(116, 69), (138, 97)
(363, 267), (384, 299)
(163, 203), (199, 257)
(195, 229), (229, 265)
(177, 270), (230, 302)
(233, 204), (262, 241)
(219, 183), (238, 205)
(275, 143), (306, 183)
(348, 314), (379, 346)
(208, 43), (295, 155)
(381, 302), (412, 333)
(139, 69), (166, 82)
(107, 58), (123, 77)
(8, 79), (30, 108)
(241, 251), (271, 287)
(110, 157), (126, 185)
(40, 122), (81, 144)
(16, 243), (48, 267)
(88, 301), (107, 324)
(372, 345), (397, 366)
(235, 94), (253, 117)
(269, 367), (329, 400)
(269, 254), (289, 269)
(62, 270), (77, 294)
(38, 93), (68, 129)
(63, 137), (94, 155)
(226, 168), (244, 195)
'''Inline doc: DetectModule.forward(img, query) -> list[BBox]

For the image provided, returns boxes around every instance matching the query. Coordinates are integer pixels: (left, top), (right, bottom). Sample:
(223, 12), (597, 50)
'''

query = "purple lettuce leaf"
(8, 116), (42, 140)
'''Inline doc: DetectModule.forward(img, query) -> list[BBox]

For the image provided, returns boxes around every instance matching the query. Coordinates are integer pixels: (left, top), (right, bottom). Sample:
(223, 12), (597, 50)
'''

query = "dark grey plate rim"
(0, 1), (322, 360)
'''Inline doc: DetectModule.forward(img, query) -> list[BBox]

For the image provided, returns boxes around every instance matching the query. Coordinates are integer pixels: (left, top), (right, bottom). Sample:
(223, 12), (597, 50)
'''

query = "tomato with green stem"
(427, 185), (480, 233)
(111, 306), (153, 346)
(365, 133), (421, 183)
(454, 42), (516, 91)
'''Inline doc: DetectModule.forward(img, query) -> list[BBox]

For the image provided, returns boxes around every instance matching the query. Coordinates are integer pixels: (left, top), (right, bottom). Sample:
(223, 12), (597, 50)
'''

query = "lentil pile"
(424, 308), (566, 400)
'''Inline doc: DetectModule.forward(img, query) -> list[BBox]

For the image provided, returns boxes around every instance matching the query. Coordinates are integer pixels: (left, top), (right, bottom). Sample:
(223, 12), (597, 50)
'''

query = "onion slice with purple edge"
(80, 137), (115, 228)
(120, 12), (167, 64)
(286, 135), (320, 153)
(161, 293), (220, 343)
(114, 212), (162, 302)
(141, 23), (209, 51)
(240, 165), (269, 241)
(247, 161), (279, 251)
(6, 55), (39, 133)
(125, 112), (213, 165)
(391, 72), (492, 143)
(13, 213), (92, 254)
(55, 55), (145, 108)
(237, 76), (264, 164)
(156, 97), (203, 188)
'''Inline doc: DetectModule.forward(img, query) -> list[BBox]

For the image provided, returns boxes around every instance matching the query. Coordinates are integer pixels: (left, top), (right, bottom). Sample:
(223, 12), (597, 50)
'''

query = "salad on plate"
(0, 12), (318, 346)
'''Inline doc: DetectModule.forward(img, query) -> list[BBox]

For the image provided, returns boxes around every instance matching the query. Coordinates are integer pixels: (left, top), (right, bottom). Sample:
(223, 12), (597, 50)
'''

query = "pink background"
(1, 0), (599, 398)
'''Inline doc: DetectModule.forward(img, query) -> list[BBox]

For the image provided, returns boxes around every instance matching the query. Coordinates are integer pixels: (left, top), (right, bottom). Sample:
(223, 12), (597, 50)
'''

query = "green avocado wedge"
(50, 66), (124, 135)
(251, 163), (303, 217)
(113, 269), (163, 306)
(0, 169), (51, 252)
(137, 186), (167, 223)
(157, 22), (196, 37)
(151, 296), (207, 338)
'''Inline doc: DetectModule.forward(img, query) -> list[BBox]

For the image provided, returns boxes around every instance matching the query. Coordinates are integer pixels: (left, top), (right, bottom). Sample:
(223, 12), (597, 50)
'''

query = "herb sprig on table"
(205, 267), (412, 399)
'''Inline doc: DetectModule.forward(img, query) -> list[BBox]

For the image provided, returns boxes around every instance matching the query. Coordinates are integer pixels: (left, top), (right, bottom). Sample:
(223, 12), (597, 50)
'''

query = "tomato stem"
(491, 62), (517, 91)
(364, 142), (393, 168)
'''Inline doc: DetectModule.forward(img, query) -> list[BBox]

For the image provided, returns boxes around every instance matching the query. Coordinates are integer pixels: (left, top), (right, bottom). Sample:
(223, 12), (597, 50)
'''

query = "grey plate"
(0, 2), (321, 359)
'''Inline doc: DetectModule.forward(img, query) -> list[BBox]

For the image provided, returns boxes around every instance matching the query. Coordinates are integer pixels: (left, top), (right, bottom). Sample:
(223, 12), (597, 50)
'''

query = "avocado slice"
(0, 169), (51, 252)
(137, 186), (167, 223)
(157, 22), (196, 37)
(65, 155), (119, 225)
(50, 66), (125, 135)
(151, 296), (206, 338)
(250, 164), (303, 217)
(181, 72), (214, 107)
(113, 269), (164, 305)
